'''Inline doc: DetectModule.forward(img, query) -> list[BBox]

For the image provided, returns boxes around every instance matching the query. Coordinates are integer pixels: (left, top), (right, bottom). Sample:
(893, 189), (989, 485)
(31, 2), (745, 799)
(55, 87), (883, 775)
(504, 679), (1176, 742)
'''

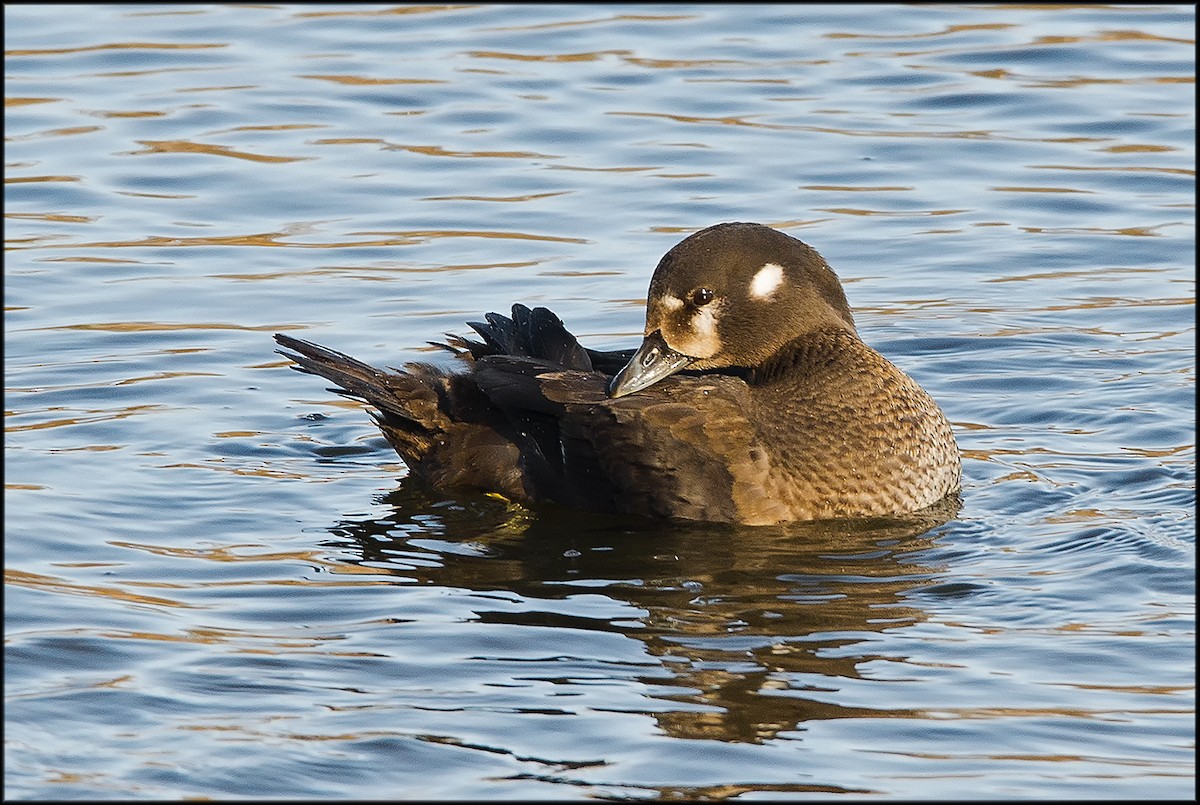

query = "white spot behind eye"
(749, 262), (784, 300)
(661, 294), (684, 311)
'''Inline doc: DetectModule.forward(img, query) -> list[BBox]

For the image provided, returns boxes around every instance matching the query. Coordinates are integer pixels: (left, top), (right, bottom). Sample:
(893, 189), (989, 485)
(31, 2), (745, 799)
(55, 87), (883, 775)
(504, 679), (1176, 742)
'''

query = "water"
(5, 3), (1194, 799)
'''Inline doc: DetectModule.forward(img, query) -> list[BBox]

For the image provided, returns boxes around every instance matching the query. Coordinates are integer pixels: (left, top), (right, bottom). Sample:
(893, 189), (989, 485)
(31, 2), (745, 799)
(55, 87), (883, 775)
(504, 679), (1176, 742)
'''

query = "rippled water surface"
(5, 3), (1194, 800)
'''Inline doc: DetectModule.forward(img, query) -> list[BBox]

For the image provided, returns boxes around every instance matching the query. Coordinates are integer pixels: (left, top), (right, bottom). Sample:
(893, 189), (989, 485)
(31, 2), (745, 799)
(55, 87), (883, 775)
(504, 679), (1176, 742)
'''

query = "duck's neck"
(744, 328), (858, 386)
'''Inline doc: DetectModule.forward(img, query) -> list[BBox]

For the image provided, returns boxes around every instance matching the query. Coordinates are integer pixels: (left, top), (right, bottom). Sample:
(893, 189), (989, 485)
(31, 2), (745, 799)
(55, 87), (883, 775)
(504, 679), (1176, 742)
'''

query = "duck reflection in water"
(324, 485), (961, 745)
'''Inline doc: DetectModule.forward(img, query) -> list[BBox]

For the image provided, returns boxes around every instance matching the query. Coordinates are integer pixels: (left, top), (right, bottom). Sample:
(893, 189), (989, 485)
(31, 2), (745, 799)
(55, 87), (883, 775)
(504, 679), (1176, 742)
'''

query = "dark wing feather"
(473, 360), (767, 521)
(450, 304), (630, 372)
(277, 309), (768, 521)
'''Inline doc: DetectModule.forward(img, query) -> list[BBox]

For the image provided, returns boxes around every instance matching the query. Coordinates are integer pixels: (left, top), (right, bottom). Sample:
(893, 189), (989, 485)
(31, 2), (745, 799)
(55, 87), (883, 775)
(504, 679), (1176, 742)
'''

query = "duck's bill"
(606, 330), (693, 398)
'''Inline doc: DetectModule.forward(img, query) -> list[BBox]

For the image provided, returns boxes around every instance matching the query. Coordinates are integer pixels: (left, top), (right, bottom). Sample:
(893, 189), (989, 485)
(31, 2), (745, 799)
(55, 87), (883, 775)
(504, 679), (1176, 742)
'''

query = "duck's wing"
(274, 305), (631, 500)
(583, 345), (637, 375)
(441, 304), (635, 374)
(472, 357), (777, 523)
(277, 305), (761, 518)
(444, 304), (588, 368)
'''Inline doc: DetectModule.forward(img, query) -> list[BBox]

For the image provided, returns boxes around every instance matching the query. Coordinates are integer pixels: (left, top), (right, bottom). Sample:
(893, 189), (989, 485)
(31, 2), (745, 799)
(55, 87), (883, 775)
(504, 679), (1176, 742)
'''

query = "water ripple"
(4, 3), (1193, 800)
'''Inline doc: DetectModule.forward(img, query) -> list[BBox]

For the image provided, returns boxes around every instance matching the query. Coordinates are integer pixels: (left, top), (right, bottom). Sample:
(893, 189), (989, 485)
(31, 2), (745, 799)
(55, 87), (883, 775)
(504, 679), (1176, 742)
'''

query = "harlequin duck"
(275, 222), (961, 525)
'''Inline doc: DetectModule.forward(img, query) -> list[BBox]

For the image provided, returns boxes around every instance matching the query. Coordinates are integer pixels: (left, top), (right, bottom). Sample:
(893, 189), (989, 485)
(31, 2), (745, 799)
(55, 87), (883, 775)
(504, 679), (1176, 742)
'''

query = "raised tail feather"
(274, 305), (631, 498)
(274, 333), (454, 469)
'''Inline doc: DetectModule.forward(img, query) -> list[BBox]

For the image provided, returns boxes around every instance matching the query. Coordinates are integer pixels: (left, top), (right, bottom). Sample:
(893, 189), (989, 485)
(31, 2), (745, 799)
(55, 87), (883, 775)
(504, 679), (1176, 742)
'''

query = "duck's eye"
(691, 287), (715, 307)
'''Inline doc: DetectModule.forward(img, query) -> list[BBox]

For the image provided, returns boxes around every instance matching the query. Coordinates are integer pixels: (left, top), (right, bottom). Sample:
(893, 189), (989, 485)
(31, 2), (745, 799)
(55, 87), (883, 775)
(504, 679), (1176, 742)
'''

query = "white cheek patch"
(749, 262), (785, 300)
(669, 302), (721, 358)
(692, 304), (718, 341)
(661, 294), (684, 311)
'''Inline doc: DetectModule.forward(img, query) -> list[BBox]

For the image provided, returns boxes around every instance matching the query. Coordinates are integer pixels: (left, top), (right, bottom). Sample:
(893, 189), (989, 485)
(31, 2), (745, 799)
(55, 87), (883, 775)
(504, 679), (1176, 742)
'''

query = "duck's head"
(608, 222), (857, 398)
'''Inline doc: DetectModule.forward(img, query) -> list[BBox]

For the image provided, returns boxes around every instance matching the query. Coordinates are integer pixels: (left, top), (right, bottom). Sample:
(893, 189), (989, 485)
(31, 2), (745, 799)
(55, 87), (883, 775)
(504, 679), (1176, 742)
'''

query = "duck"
(275, 222), (961, 526)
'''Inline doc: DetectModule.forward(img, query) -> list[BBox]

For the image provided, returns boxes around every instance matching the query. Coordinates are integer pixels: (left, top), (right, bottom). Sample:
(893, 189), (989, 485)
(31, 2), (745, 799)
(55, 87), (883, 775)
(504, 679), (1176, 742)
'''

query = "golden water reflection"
(329, 488), (961, 744)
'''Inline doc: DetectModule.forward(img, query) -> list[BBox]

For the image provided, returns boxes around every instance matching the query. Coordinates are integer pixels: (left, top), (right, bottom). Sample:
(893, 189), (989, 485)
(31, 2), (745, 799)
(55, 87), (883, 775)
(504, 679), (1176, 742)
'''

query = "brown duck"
(275, 222), (961, 525)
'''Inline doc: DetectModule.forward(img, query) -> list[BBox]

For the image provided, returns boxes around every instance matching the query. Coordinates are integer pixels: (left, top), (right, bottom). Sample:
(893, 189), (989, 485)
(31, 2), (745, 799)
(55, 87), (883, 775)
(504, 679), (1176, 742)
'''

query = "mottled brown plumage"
(276, 222), (961, 525)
